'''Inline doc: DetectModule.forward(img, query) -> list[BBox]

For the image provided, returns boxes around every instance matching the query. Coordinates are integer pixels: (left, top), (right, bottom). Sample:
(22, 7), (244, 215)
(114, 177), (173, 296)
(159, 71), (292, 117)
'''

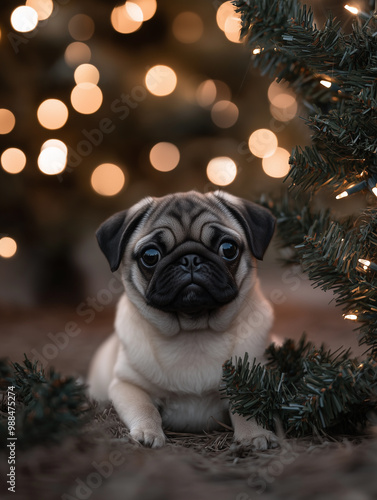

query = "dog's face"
(96, 191), (275, 335)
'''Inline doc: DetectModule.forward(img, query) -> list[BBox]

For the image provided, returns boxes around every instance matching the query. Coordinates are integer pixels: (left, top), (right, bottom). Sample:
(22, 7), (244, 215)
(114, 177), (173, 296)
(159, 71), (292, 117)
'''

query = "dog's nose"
(179, 254), (202, 271)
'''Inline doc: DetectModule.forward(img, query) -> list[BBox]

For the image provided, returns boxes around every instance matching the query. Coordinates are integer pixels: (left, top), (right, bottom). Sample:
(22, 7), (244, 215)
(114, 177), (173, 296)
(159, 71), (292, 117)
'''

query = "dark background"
(0, 0), (364, 369)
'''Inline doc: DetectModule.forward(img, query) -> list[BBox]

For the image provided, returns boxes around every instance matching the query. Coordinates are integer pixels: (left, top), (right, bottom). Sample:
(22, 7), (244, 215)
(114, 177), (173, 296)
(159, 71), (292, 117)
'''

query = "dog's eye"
(140, 248), (161, 268)
(219, 241), (239, 261)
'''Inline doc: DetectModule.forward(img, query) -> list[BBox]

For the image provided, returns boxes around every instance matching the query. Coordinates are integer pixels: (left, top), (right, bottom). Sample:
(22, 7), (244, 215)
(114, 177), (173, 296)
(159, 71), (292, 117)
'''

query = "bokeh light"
(196, 79), (231, 108)
(38, 147), (67, 175)
(70, 83), (103, 114)
(37, 99), (69, 130)
(111, 5), (143, 34)
(216, 2), (235, 31)
(41, 139), (68, 156)
(206, 157), (237, 186)
(11, 6), (38, 33)
(1, 148), (26, 174)
(25, 0), (53, 21)
(172, 12), (204, 44)
(0, 109), (16, 135)
(0, 237), (17, 259)
(125, 2), (144, 22)
(262, 147), (291, 178)
(248, 129), (278, 158)
(149, 142), (180, 172)
(68, 14), (95, 41)
(270, 100), (298, 122)
(196, 80), (217, 108)
(145, 65), (177, 96)
(223, 13), (242, 43)
(64, 42), (91, 67)
(91, 164), (127, 196)
(74, 64), (100, 85)
(132, 0), (157, 21)
(268, 79), (297, 122)
(211, 100), (239, 128)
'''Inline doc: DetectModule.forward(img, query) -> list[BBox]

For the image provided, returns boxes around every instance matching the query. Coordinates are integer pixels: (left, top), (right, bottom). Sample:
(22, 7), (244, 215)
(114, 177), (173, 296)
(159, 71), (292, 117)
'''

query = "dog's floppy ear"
(213, 191), (276, 260)
(96, 197), (153, 272)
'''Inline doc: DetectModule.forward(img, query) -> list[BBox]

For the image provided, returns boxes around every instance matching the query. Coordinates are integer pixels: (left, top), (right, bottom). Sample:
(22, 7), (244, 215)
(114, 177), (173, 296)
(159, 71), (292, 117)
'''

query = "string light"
(358, 259), (377, 271)
(344, 4), (369, 19)
(344, 5), (359, 15)
(320, 80), (332, 88)
(37, 99), (69, 130)
(248, 129), (278, 159)
(344, 313), (358, 321)
(0, 109), (16, 134)
(335, 180), (367, 199)
(253, 48), (261, 55)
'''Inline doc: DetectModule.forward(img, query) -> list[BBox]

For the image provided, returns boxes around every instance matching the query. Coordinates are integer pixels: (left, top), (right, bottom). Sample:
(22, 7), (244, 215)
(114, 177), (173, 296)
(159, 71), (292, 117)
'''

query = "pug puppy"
(87, 190), (277, 449)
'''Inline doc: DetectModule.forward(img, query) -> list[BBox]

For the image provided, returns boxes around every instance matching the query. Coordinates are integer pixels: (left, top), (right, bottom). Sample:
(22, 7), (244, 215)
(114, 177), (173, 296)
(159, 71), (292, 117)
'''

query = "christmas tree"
(222, 0), (377, 436)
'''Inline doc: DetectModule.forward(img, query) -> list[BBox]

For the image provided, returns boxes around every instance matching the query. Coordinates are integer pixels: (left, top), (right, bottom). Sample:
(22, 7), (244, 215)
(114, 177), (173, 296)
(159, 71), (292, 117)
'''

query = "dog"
(87, 190), (277, 449)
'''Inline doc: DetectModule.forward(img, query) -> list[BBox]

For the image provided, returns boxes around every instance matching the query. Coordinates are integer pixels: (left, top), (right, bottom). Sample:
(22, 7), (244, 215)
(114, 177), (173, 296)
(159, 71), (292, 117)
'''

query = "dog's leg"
(109, 378), (166, 448)
(230, 411), (279, 450)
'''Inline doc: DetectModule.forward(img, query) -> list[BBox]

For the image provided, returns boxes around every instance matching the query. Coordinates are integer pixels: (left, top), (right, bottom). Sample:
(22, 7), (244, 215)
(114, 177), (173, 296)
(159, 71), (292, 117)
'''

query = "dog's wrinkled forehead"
(133, 192), (241, 253)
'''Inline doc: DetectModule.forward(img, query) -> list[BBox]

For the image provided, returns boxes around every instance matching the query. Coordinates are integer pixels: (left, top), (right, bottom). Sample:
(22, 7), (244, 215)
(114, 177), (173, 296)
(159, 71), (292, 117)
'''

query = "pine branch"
(0, 356), (92, 448)
(222, 336), (377, 437)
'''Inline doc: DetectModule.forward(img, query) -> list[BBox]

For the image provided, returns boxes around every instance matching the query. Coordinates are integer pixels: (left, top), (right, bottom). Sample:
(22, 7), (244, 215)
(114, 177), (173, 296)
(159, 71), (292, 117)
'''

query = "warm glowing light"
(216, 2), (236, 31)
(372, 187), (377, 197)
(125, 2), (144, 22)
(224, 14), (242, 43)
(196, 80), (231, 108)
(149, 142), (180, 172)
(248, 129), (278, 159)
(211, 100), (239, 128)
(358, 259), (370, 270)
(344, 5), (359, 15)
(64, 42), (91, 67)
(336, 191), (348, 200)
(38, 147), (67, 175)
(262, 147), (290, 178)
(70, 83), (103, 114)
(1, 148), (26, 174)
(344, 314), (358, 321)
(111, 5), (143, 34)
(26, 0), (53, 21)
(68, 14), (95, 41)
(74, 64), (100, 85)
(196, 80), (217, 108)
(0, 237), (17, 258)
(145, 65), (177, 96)
(253, 48), (261, 54)
(11, 6), (38, 33)
(270, 100), (298, 122)
(131, 0), (157, 21)
(41, 139), (68, 156)
(91, 163), (127, 196)
(268, 79), (297, 119)
(206, 157), (237, 186)
(37, 99), (69, 130)
(320, 80), (332, 88)
(172, 12), (204, 43)
(0, 109), (16, 135)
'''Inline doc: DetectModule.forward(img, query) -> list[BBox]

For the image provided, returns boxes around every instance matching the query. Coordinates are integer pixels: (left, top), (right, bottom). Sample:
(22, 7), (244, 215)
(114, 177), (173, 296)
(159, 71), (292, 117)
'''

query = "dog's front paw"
(130, 427), (166, 448)
(234, 428), (279, 451)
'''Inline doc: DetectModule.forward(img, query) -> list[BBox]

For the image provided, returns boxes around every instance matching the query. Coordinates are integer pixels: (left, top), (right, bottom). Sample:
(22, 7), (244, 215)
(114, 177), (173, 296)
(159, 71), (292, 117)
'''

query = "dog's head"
(96, 191), (275, 335)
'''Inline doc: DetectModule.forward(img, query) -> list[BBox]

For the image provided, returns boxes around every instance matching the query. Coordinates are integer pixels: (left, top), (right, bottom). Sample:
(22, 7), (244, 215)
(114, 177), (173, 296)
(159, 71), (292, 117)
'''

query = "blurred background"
(0, 0), (363, 372)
